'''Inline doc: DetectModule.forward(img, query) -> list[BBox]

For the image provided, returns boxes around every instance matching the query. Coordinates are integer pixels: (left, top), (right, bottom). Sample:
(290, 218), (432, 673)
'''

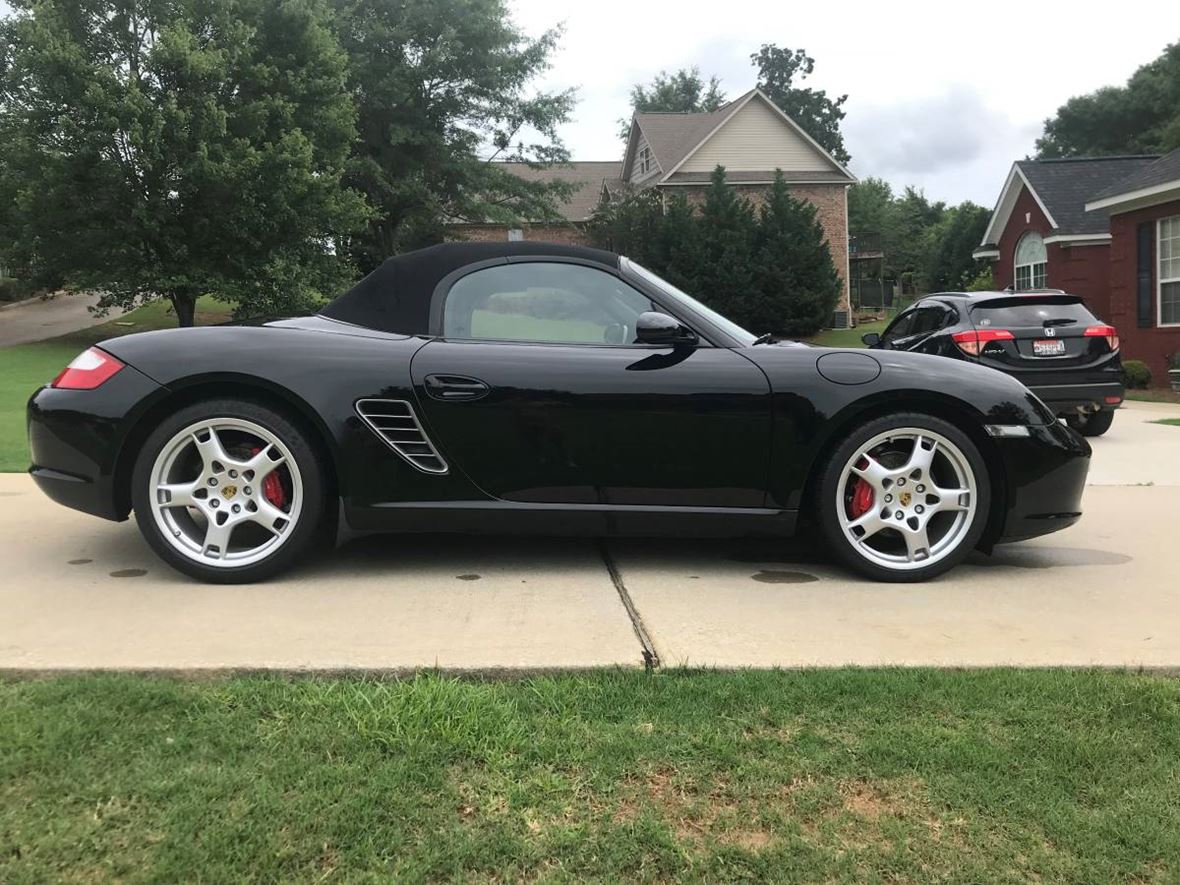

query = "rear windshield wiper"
(1041, 317), (1078, 327)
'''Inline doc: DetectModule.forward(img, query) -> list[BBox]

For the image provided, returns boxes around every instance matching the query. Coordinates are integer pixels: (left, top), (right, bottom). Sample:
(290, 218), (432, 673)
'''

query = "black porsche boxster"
(27, 242), (1091, 583)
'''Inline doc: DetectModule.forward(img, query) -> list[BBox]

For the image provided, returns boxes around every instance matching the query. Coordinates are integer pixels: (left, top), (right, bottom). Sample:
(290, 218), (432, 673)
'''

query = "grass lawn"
(2, 669), (1179, 882)
(806, 318), (887, 349)
(0, 297), (230, 472)
(1151, 418), (1180, 426)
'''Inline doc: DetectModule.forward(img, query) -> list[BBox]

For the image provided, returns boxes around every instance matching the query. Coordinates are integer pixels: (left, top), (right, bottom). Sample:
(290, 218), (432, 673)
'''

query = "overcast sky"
(509, 0), (1172, 208)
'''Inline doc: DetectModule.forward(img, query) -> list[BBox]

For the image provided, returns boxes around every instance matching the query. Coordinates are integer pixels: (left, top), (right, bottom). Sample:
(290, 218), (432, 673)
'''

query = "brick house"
(972, 151), (1180, 382)
(453, 88), (856, 325)
(1084, 148), (1180, 381)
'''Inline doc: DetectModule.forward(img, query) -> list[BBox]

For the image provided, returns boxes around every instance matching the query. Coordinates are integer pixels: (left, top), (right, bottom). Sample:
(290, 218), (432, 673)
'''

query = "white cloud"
(509, 0), (1172, 205)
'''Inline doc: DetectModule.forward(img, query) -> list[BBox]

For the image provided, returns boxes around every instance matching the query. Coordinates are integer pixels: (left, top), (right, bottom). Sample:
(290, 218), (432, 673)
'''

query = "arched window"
(1014, 231), (1047, 291)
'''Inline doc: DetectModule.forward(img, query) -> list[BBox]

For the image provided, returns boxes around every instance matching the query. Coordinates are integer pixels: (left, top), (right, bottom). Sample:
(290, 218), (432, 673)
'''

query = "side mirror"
(636, 311), (695, 346)
(861, 332), (881, 347)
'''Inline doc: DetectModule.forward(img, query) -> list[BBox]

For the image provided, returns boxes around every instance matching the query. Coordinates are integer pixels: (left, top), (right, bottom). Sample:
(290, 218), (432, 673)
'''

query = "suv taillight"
(952, 328), (1014, 357)
(1084, 324), (1119, 351)
(51, 347), (125, 389)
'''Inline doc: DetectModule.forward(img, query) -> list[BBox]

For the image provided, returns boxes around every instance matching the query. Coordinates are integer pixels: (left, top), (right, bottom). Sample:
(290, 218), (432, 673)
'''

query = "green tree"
(848, 178), (896, 241)
(1037, 42), (1180, 158)
(696, 166), (759, 326)
(751, 44), (850, 164)
(891, 187), (945, 289)
(753, 170), (841, 336)
(618, 67), (726, 139)
(923, 202), (990, 291)
(333, 0), (576, 269)
(0, 0), (368, 326)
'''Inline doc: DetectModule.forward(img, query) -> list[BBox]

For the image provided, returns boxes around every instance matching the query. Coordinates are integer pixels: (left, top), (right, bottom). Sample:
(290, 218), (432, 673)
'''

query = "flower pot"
(1170, 368), (1180, 393)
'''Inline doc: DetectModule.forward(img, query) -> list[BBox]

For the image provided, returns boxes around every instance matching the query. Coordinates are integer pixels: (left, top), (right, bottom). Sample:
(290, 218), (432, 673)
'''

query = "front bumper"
(994, 420), (1091, 542)
(1027, 380), (1124, 415)
(27, 364), (165, 521)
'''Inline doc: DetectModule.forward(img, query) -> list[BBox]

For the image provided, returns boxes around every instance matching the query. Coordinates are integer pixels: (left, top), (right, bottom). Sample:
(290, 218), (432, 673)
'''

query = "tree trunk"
(170, 292), (197, 328)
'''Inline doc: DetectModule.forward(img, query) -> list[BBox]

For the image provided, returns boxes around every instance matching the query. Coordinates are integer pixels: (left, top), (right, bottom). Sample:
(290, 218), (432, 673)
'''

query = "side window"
(442, 262), (656, 345)
(910, 306), (950, 336)
(881, 310), (916, 345)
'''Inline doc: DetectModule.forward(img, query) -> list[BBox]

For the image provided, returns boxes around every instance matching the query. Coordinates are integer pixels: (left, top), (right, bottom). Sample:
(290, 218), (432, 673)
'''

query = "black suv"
(862, 290), (1124, 436)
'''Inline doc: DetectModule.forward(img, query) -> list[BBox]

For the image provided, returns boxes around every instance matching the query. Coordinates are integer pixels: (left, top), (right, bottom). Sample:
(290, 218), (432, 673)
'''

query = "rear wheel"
(132, 399), (324, 583)
(1067, 410), (1114, 437)
(817, 414), (990, 582)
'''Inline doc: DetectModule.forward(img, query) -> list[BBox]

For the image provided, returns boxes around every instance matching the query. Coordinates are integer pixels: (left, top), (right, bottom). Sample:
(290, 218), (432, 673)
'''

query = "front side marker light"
(984, 425), (1031, 438)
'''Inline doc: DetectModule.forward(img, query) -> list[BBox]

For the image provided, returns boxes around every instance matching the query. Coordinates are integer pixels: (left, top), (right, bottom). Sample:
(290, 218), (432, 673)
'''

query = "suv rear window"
(969, 298), (1098, 328)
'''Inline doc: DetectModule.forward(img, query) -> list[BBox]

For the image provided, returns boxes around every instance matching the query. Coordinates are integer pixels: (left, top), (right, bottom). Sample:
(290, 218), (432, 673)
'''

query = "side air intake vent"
(355, 399), (448, 475)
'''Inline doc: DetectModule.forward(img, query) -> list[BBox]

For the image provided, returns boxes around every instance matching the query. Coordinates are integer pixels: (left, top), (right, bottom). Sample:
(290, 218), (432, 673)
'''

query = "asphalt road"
(1, 400), (1178, 672)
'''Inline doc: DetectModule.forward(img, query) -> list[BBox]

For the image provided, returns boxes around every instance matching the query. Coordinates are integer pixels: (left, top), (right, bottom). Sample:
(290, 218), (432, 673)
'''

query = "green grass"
(2, 670), (1179, 882)
(1129, 388), (1180, 404)
(806, 318), (887, 349)
(1151, 418), (1180, 426)
(0, 297), (231, 472)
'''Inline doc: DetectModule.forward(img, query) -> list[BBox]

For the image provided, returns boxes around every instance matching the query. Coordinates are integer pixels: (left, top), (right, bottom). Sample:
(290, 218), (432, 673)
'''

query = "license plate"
(1033, 339), (1066, 357)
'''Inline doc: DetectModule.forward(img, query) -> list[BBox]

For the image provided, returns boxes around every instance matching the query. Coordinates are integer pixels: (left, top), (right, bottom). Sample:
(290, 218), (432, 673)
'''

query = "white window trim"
(1014, 231), (1047, 292)
(1159, 215), (1180, 328)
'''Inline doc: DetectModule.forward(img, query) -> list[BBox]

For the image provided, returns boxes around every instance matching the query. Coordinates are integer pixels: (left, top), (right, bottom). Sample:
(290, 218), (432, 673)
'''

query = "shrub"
(1122, 360), (1152, 389)
(0, 277), (26, 302)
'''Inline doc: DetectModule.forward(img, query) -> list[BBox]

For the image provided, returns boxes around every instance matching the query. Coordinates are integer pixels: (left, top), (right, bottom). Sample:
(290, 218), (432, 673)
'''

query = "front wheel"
(132, 399), (324, 583)
(1067, 410), (1115, 437)
(817, 414), (991, 582)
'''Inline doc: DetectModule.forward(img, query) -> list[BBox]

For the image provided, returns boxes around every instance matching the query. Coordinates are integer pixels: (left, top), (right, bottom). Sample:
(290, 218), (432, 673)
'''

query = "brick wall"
(1108, 199), (1180, 384)
(448, 223), (593, 246)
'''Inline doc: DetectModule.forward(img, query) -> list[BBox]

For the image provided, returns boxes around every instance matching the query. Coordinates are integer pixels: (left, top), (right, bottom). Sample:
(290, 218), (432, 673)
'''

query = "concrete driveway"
(1, 400), (1178, 672)
(0, 292), (127, 347)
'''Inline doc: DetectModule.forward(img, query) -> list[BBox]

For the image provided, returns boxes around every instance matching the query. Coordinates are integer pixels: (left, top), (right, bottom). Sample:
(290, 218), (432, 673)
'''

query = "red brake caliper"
(250, 447), (287, 508)
(848, 457), (874, 518)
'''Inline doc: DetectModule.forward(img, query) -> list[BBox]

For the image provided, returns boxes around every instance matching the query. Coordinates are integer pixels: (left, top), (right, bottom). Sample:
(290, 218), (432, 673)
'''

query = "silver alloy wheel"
(835, 428), (977, 572)
(148, 417), (303, 568)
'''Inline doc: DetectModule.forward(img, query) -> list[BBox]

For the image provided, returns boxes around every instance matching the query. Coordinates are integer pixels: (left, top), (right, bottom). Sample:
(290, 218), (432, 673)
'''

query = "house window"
(1160, 215), (1180, 326)
(1014, 231), (1047, 291)
(638, 146), (652, 175)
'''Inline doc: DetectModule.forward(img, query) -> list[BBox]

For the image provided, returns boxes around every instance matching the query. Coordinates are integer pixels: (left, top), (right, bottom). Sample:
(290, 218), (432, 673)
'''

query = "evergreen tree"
(695, 167), (758, 326)
(754, 170), (841, 336)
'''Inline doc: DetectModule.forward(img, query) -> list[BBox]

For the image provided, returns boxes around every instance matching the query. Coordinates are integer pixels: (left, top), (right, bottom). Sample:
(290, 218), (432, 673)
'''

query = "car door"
(879, 305), (952, 353)
(409, 259), (772, 508)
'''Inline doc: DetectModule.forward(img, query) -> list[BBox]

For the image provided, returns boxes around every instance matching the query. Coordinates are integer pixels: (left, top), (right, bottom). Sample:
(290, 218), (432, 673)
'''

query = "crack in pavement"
(598, 539), (660, 670)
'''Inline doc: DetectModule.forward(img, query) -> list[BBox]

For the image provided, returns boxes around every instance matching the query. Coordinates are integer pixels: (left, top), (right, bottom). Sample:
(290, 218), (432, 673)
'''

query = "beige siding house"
(455, 88), (856, 326)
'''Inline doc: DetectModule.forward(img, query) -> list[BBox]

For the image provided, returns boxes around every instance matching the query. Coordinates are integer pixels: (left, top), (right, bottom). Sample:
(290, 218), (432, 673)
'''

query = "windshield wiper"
(1041, 317), (1078, 327)
(751, 332), (774, 345)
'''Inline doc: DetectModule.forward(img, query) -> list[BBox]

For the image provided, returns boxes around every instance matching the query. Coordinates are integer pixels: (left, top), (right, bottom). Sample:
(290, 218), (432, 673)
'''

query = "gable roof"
(622, 89), (855, 186)
(978, 156), (1159, 248)
(1085, 147), (1180, 213)
(494, 161), (623, 222)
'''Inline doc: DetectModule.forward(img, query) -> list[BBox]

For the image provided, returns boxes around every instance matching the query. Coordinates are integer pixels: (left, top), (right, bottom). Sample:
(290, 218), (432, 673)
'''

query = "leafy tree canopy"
(334, 0), (576, 270)
(0, 0), (370, 326)
(618, 67), (725, 138)
(751, 44), (850, 165)
(1036, 41), (1180, 158)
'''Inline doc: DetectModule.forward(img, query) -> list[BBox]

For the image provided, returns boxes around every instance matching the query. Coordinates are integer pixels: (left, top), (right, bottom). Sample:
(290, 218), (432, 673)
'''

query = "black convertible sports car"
(27, 242), (1091, 584)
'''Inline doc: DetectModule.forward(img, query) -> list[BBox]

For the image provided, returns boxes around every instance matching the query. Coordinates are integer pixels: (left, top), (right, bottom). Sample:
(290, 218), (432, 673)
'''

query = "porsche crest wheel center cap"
(221, 484), (237, 500)
(899, 491), (911, 508)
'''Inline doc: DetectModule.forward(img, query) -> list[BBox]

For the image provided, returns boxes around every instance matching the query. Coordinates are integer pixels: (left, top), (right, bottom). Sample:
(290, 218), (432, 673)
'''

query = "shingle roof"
(498, 161), (624, 222)
(1016, 156), (1158, 235)
(632, 100), (739, 173)
(1088, 147), (1180, 203)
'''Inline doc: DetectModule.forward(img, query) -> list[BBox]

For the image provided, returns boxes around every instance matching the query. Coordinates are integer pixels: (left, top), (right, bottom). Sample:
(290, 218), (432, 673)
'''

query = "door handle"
(424, 374), (490, 402)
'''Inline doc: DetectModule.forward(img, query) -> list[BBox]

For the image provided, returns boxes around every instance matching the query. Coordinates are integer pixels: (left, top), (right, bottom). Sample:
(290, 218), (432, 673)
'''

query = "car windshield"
(623, 259), (758, 346)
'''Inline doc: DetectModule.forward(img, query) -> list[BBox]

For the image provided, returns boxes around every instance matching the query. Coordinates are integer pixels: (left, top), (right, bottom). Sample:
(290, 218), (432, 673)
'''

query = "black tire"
(1067, 410), (1115, 437)
(816, 413), (991, 582)
(131, 398), (325, 584)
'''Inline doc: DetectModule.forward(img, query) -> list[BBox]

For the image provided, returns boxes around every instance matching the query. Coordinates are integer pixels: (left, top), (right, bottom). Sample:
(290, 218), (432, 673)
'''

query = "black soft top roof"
(320, 242), (620, 335)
